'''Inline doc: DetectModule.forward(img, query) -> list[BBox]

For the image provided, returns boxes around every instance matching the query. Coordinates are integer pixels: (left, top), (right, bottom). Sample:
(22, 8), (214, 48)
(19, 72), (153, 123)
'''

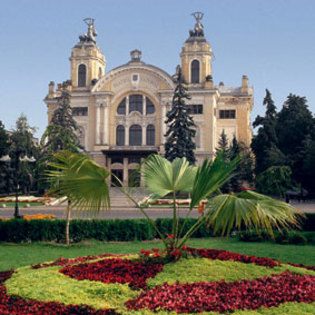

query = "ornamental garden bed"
(1, 247), (314, 314)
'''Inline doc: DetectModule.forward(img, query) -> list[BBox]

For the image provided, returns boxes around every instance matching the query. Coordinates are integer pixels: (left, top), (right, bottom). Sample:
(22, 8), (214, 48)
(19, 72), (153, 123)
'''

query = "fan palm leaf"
(205, 190), (301, 237)
(46, 150), (110, 216)
(142, 154), (196, 198)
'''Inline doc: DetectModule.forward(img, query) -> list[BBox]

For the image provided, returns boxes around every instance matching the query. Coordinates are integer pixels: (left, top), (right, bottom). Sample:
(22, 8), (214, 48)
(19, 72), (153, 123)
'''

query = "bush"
(287, 232), (308, 245)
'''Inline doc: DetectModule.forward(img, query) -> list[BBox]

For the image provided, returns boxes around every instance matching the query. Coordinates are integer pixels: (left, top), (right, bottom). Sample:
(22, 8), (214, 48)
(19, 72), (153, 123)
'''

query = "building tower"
(180, 12), (213, 85)
(69, 18), (106, 89)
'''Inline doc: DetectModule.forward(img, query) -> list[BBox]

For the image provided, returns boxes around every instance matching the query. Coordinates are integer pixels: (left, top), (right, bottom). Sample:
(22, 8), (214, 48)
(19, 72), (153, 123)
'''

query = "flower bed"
(2, 248), (315, 314)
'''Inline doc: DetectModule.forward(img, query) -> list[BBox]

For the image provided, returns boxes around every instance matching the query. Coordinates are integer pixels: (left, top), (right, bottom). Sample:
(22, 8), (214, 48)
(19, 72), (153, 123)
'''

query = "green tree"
(47, 151), (299, 253)
(40, 91), (81, 155)
(276, 94), (315, 191)
(164, 66), (196, 165)
(251, 89), (278, 174)
(229, 135), (254, 190)
(0, 121), (10, 194)
(256, 166), (292, 197)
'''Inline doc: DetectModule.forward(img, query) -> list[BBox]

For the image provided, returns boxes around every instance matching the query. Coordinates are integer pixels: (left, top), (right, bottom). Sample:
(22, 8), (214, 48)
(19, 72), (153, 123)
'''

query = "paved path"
(1, 200), (314, 219)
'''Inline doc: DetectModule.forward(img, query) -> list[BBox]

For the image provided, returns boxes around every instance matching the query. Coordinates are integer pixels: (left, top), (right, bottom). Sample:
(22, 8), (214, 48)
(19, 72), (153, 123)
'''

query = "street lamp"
(0, 154), (36, 219)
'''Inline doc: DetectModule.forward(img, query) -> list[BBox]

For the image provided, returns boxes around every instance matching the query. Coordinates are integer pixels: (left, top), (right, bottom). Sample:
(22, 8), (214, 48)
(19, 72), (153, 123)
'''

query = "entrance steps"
(109, 187), (149, 208)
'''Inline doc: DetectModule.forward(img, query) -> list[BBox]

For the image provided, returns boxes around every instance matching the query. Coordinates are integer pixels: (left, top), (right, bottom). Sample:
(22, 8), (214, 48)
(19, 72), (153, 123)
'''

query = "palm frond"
(190, 152), (239, 209)
(205, 191), (301, 237)
(46, 151), (110, 216)
(141, 155), (196, 197)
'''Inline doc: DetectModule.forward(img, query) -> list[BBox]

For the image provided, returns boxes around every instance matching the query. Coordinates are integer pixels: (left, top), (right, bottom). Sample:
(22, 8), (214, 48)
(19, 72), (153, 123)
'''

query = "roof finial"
(189, 12), (204, 37)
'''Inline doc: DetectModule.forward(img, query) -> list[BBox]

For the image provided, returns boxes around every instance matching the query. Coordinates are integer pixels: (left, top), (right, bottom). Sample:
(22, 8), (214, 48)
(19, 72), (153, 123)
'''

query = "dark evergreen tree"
(216, 130), (230, 159)
(8, 114), (38, 195)
(164, 66), (196, 165)
(0, 121), (10, 194)
(276, 94), (315, 192)
(251, 89), (278, 174)
(40, 91), (81, 155)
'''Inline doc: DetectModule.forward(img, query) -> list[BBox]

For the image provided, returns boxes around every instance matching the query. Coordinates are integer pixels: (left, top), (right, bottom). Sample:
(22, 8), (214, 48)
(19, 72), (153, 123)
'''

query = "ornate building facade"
(45, 15), (253, 186)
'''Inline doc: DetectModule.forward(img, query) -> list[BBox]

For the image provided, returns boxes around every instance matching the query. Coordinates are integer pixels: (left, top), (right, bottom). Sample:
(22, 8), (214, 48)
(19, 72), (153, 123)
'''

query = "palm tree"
(46, 151), (110, 245)
(46, 151), (300, 250)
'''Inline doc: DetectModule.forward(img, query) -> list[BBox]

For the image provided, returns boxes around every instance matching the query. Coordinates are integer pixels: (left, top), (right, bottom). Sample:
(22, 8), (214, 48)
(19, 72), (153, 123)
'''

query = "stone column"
(125, 125), (129, 145)
(107, 157), (111, 185)
(143, 95), (146, 116)
(103, 105), (108, 144)
(95, 104), (101, 144)
(126, 95), (129, 115)
(142, 124), (146, 146)
(123, 157), (128, 186)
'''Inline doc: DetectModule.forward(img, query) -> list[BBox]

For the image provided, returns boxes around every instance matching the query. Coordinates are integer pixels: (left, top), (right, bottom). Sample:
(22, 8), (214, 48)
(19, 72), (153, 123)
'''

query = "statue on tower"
(189, 12), (204, 37)
(79, 18), (97, 43)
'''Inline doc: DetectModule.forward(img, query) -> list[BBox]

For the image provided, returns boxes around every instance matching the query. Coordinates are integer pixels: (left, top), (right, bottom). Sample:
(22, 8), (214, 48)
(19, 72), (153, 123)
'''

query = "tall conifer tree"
(164, 66), (196, 165)
(251, 89), (279, 174)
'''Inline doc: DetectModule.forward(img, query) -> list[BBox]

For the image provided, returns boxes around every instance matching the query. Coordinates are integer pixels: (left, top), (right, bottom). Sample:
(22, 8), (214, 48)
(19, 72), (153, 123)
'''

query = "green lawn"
(0, 237), (314, 271)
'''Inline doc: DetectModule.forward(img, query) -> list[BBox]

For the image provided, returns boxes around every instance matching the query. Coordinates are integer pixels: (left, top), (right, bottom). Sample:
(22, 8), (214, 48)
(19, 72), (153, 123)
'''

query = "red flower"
(166, 233), (174, 239)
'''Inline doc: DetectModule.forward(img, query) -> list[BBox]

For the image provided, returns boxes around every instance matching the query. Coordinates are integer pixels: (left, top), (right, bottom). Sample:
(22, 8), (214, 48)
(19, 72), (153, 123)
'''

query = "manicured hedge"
(0, 218), (214, 243)
(0, 213), (313, 243)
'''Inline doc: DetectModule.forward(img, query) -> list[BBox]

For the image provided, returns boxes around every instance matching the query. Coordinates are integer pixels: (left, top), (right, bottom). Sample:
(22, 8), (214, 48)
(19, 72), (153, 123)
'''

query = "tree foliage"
(164, 66), (196, 165)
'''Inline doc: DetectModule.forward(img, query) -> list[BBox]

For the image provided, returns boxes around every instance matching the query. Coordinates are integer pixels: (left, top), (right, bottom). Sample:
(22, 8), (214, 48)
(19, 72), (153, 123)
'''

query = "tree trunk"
(65, 200), (71, 246)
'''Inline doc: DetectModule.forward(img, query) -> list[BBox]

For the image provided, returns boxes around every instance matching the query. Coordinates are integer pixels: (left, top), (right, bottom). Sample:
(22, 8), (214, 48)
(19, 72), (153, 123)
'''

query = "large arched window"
(117, 98), (126, 115)
(129, 95), (143, 114)
(146, 125), (155, 146)
(116, 125), (125, 146)
(78, 64), (87, 87)
(191, 59), (200, 83)
(146, 97), (155, 115)
(129, 125), (142, 145)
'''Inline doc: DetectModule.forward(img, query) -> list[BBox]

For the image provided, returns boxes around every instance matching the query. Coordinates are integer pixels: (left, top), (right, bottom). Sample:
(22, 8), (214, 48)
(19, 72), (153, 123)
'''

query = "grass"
(0, 237), (314, 271)
(4, 255), (315, 314)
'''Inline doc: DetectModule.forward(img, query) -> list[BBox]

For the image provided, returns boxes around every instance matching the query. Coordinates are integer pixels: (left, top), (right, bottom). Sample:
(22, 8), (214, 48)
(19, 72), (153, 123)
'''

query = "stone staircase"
(109, 187), (149, 208)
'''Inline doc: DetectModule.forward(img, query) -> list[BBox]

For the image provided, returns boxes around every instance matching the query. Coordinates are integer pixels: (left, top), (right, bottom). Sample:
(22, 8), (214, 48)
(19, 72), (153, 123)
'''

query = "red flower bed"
(126, 271), (315, 313)
(185, 247), (280, 268)
(0, 271), (117, 315)
(287, 262), (315, 271)
(60, 258), (164, 289)
(32, 253), (120, 269)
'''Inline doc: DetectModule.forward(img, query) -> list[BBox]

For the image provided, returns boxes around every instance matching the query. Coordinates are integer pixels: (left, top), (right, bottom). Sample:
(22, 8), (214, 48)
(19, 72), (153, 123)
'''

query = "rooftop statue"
(189, 12), (204, 37)
(79, 18), (97, 43)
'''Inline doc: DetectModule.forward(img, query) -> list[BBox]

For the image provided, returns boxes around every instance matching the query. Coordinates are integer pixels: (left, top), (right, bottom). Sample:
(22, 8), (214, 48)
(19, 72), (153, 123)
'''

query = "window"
(129, 94), (143, 114)
(187, 104), (203, 115)
(191, 59), (200, 83)
(116, 125), (125, 146)
(132, 74), (138, 81)
(219, 110), (236, 119)
(98, 67), (102, 79)
(128, 156), (141, 164)
(117, 99), (126, 115)
(146, 97), (155, 114)
(111, 156), (123, 164)
(78, 64), (86, 87)
(129, 125), (142, 145)
(146, 125), (155, 146)
(72, 107), (88, 116)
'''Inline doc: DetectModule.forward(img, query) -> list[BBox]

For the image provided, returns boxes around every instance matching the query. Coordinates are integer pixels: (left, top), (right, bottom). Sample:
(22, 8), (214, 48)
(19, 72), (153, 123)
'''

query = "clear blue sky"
(0, 0), (314, 138)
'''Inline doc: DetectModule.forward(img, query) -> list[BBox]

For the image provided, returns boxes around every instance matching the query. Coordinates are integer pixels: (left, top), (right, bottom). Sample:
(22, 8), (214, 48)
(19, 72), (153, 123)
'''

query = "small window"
(146, 97), (155, 115)
(111, 156), (123, 164)
(146, 125), (155, 146)
(129, 94), (143, 114)
(72, 107), (88, 116)
(116, 125), (125, 146)
(128, 156), (141, 164)
(98, 67), (102, 79)
(132, 74), (138, 81)
(191, 59), (200, 83)
(117, 99), (126, 115)
(129, 125), (142, 145)
(187, 104), (203, 115)
(78, 64), (86, 87)
(219, 110), (236, 119)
